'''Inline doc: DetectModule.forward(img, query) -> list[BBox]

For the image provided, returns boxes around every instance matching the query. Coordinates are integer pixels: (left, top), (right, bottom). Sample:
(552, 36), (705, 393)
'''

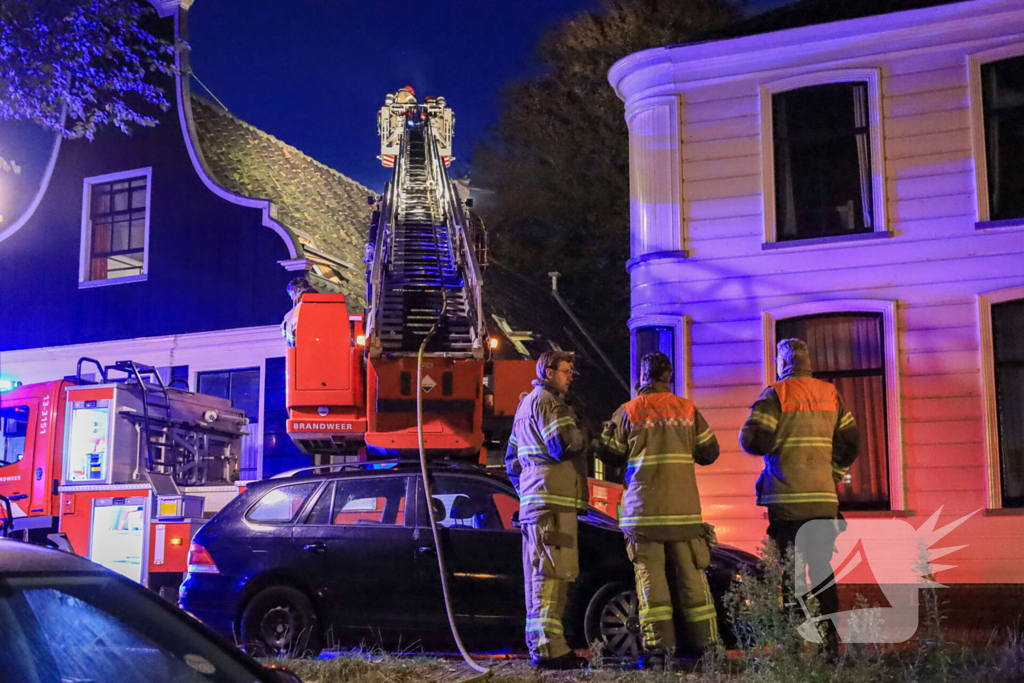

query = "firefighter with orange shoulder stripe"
(504, 350), (590, 670)
(598, 352), (721, 669)
(740, 338), (860, 656)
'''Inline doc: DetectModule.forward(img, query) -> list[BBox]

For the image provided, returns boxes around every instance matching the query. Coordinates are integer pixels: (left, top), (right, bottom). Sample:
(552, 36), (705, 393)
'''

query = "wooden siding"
(0, 77), (294, 352)
(626, 21), (1024, 582)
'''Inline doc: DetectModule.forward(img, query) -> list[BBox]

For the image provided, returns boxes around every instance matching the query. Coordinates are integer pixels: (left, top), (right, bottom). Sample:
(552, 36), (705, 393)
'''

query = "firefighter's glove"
(702, 522), (719, 548)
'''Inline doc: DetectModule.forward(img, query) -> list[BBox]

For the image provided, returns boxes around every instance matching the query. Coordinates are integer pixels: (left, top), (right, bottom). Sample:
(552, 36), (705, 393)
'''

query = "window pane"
(2, 576), (258, 683)
(636, 326), (674, 386)
(993, 299), (1024, 506)
(775, 313), (889, 509)
(130, 219), (146, 250)
(131, 187), (147, 209)
(424, 476), (507, 531)
(773, 83), (873, 240)
(777, 314), (883, 372)
(92, 190), (110, 215)
(0, 404), (28, 466)
(303, 482), (333, 524)
(85, 175), (148, 282)
(112, 219), (130, 252)
(332, 477), (407, 526)
(229, 369), (260, 422)
(197, 372), (230, 400)
(247, 482), (318, 522)
(982, 55), (1024, 220)
(92, 221), (112, 251)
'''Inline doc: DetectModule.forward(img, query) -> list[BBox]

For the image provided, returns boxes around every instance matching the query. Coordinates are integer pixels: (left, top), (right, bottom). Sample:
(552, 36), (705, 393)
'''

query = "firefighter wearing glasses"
(504, 350), (589, 670)
(599, 352), (721, 667)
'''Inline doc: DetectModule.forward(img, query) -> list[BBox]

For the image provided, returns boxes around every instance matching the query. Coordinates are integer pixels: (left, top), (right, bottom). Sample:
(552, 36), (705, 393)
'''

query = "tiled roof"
(189, 95), (372, 305)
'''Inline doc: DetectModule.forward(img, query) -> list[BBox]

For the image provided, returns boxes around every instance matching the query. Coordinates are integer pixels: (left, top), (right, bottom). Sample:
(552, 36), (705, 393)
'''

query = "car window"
(0, 575), (261, 683)
(425, 476), (517, 531)
(302, 481), (334, 525)
(332, 476), (407, 526)
(246, 482), (319, 523)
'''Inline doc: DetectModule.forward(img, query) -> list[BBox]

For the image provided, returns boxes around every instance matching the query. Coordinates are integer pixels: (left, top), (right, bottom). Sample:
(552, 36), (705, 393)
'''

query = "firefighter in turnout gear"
(504, 350), (589, 670)
(598, 352), (721, 668)
(740, 338), (860, 656)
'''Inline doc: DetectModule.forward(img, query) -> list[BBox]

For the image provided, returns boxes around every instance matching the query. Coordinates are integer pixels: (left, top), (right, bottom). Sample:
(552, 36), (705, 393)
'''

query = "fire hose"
(416, 290), (490, 681)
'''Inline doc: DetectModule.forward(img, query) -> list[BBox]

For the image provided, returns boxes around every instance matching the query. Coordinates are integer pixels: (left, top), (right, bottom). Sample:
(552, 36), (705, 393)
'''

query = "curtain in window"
(774, 96), (797, 238)
(993, 300), (1024, 506)
(853, 83), (873, 229)
(802, 315), (883, 372)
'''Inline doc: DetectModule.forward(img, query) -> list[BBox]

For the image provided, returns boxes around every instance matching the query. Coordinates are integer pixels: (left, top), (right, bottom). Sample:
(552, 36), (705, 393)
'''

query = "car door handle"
(303, 541), (327, 553)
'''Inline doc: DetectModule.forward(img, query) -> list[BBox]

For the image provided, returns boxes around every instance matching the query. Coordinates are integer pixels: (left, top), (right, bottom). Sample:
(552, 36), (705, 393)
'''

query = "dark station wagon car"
(180, 461), (757, 658)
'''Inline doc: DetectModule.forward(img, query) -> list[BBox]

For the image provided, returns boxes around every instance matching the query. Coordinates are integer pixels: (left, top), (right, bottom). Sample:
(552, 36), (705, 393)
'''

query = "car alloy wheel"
(584, 583), (642, 659)
(240, 586), (322, 658)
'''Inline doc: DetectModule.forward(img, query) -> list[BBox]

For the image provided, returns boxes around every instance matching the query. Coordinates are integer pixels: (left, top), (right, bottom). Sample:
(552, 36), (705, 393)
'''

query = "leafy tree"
(474, 0), (741, 375)
(0, 0), (177, 170)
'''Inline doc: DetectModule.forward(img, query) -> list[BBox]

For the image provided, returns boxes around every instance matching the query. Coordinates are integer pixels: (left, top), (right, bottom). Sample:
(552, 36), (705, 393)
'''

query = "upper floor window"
(80, 168), (151, 286)
(981, 55), (1024, 221)
(992, 299), (1024, 507)
(776, 313), (889, 510)
(772, 83), (874, 241)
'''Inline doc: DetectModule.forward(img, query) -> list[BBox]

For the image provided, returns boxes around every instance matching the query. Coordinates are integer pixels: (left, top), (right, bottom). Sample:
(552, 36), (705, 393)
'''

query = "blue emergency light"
(0, 378), (21, 392)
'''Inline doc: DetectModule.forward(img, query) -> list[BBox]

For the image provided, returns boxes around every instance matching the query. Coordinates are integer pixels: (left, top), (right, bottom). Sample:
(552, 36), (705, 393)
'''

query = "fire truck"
(285, 88), (623, 518)
(0, 359), (246, 596)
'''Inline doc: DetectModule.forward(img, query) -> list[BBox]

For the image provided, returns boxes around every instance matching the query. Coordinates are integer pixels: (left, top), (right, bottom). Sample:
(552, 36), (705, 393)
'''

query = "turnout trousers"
(626, 537), (720, 654)
(766, 515), (840, 639)
(522, 511), (579, 659)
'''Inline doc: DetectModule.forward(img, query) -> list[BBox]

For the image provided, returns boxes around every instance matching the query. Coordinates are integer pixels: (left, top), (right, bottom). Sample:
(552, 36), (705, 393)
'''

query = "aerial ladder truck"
(285, 88), (531, 461)
(283, 88), (623, 512)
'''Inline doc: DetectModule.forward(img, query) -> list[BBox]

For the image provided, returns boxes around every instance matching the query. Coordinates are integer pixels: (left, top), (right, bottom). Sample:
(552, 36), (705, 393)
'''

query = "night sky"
(0, 0), (794, 225)
(186, 0), (793, 192)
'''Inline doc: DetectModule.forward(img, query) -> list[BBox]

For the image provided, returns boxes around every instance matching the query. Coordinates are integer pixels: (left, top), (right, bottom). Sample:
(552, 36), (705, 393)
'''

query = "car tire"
(583, 582), (642, 659)
(240, 586), (322, 658)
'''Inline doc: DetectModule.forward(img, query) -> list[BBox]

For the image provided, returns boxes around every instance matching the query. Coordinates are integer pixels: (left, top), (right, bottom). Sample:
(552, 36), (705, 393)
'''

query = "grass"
(269, 542), (1024, 683)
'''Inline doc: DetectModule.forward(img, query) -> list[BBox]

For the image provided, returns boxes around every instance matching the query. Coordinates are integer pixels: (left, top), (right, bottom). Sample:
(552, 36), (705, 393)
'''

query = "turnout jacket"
(505, 380), (589, 524)
(600, 382), (720, 541)
(740, 372), (860, 520)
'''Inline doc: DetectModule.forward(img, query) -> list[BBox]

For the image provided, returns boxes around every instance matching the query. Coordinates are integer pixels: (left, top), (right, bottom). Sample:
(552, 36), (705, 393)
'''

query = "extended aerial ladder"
(286, 88), (508, 460)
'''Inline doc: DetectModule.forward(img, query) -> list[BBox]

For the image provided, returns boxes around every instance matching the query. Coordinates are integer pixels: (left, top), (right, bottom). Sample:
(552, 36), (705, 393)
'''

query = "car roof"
(265, 459), (512, 487)
(0, 540), (106, 574)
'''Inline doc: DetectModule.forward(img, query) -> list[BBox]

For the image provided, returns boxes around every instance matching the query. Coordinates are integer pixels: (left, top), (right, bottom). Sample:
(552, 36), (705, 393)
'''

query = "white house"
(610, 0), (1024, 601)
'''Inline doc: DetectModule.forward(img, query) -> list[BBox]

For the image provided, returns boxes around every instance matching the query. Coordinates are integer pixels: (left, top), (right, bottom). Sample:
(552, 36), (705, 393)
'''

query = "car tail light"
(187, 541), (219, 574)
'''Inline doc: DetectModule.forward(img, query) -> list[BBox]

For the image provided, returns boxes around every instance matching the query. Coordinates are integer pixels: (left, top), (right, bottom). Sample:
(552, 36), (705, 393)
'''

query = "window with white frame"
(980, 55), (1024, 222)
(992, 299), (1024, 508)
(771, 83), (875, 241)
(776, 313), (890, 510)
(81, 169), (150, 284)
(635, 326), (674, 387)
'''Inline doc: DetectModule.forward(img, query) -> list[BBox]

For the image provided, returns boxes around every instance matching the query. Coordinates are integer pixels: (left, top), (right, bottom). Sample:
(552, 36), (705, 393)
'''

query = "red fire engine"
(0, 359), (246, 596)
(285, 89), (624, 516)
